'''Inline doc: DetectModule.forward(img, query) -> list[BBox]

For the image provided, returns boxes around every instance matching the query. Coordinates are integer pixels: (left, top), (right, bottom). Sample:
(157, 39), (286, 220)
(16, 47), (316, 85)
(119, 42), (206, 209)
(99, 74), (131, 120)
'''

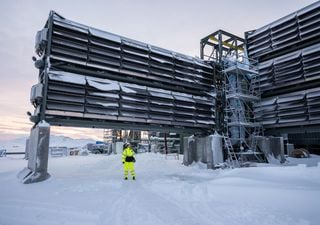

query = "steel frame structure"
(200, 29), (265, 163)
(200, 29), (245, 63)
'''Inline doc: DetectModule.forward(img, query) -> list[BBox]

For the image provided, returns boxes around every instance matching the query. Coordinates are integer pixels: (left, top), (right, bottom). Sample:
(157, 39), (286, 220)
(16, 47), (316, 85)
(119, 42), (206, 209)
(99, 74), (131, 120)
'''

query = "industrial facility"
(20, 1), (320, 183)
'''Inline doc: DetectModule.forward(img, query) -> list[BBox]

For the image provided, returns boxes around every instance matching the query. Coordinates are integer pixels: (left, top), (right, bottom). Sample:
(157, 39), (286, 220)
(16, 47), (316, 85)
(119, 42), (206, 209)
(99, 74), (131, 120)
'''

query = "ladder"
(223, 135), (240, 168)
(250, 125), (263, 151)
(249, 126), (267, 163)
(248, 63), (260, 97)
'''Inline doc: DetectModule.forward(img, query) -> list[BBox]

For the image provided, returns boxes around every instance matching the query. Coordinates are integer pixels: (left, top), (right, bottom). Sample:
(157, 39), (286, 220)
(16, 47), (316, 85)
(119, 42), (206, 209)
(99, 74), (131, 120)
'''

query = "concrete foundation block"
(18, 121), (51, 184)
(258, 136), (285, 164)
(270, 137), (285, 163)
(183, 136), (195, 166)
(210, 134), (224, 167)
(183, 134), (223, 168)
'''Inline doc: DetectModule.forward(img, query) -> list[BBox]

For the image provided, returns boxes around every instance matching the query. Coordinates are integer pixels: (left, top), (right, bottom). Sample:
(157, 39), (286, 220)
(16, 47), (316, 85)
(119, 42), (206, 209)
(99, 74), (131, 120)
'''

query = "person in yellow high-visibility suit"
(122, 143), (136, 180)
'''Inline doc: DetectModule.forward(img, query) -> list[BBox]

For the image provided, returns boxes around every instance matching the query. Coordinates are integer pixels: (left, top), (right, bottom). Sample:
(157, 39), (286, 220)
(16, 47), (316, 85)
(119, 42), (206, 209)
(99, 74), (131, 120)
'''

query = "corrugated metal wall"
(247, 2), (320, 61)
(247, 1), (320, 131)
(38, 12), (216, 133)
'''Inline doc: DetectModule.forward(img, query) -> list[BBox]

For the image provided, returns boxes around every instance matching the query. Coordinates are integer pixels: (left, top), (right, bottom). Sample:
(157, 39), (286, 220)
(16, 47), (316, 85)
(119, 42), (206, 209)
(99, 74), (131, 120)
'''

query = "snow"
(120, 85), (137, 94)
(87, 77), (120, 91)
(89, 92), (119, 99)
(122, 37), (149, 51)
(285, 155), (320, 167)
(94, 102), (119, 108)
(150, 56), (171, 64)
(38, 120), (50, 127)
(89, 27), (121, 43)
(0, 153), (320, 225)
(149, 45), (173, 58)
(49, 71), (86, 85)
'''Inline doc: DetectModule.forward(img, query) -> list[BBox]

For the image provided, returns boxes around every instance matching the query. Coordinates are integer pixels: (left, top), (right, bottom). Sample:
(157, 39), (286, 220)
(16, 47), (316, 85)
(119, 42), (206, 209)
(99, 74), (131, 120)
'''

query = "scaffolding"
(149, 133), (180, 159)
(223, 57), (265, 163)
(200, 30), (245, 63)
(104, 129), (152, 153)
(200, 30), (266, 166)
(103, 129), (113, 143)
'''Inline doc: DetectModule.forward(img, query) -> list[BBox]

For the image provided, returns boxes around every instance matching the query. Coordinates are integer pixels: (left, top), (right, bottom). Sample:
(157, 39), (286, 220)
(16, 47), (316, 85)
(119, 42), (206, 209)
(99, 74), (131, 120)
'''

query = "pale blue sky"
(0, 0), (317, 141)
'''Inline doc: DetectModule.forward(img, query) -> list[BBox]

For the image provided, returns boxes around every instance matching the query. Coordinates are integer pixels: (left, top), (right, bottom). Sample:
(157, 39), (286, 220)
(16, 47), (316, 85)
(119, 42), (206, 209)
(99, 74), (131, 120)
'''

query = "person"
(122, 143), (136, 180)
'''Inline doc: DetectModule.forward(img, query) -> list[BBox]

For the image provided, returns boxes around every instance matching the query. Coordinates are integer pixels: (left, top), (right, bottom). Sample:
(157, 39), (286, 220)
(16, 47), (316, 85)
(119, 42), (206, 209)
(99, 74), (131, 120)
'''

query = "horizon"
(1, 134), (98, 143)
(0, 0), (317, 142)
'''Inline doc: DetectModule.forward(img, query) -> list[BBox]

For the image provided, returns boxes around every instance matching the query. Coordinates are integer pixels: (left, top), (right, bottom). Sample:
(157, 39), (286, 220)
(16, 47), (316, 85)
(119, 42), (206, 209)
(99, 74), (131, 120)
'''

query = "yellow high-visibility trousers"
(123, 162), (135, 179)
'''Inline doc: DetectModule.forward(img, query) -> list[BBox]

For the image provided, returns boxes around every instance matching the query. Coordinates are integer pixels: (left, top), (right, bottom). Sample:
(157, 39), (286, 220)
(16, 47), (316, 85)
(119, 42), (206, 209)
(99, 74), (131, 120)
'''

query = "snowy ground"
(0, 153), (320, 225)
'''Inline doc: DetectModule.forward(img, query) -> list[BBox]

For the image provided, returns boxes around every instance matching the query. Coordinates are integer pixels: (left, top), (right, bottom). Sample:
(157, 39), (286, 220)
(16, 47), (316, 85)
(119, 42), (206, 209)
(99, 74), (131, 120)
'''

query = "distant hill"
(50, 135), (96, 148)
(0, 135), (97, 152)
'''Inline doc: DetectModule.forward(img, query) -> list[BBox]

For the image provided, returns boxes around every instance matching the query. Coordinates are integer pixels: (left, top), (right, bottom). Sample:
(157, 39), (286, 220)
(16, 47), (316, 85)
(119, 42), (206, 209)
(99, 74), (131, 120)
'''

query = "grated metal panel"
(253, 43), (320, 93)
(247, 2), (320, 131)
(254, 87), (320, 127)
(31, 11), (217, 133)
(246, 1), (320, 61)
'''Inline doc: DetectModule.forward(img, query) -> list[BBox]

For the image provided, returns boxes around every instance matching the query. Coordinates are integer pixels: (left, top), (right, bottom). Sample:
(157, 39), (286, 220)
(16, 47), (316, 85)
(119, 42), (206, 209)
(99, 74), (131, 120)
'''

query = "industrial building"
(20, 1), (320, 183)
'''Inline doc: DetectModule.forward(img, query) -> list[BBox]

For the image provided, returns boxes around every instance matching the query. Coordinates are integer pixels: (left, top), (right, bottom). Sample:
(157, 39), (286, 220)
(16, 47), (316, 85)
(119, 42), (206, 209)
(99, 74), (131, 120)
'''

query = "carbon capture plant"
(19, 1), (320, 183)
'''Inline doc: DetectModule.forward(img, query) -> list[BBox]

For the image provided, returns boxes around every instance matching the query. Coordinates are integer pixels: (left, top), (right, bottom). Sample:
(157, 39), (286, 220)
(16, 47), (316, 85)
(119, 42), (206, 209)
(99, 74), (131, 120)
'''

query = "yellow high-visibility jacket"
(122, 147), (135, 163)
